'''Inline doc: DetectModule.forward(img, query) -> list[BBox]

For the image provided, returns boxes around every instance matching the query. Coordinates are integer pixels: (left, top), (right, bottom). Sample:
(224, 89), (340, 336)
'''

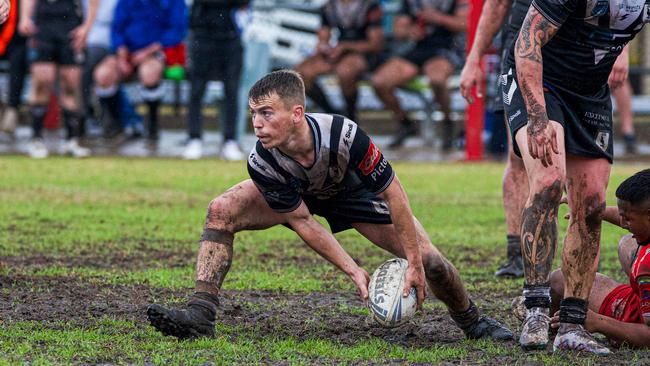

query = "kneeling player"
(549, 169), (650, 347)
(147, 70), (513, 341)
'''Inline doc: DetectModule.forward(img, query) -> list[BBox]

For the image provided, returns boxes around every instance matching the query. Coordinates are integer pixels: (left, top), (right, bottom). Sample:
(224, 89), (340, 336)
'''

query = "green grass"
(0, 156), (644, 365)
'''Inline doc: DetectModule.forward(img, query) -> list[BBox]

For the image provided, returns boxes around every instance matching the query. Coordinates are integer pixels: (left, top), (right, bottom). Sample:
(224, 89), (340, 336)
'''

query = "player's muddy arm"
(602, 206), (622, 227)
(466, 0), (511, 64)
(514, 6), (559, 135)
(286, 201), (362, 278)
(587, 310), (650, 348)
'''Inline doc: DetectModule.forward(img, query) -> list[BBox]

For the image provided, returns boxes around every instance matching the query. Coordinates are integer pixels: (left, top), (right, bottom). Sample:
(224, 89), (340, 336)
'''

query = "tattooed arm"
(514, 6), (560, 167)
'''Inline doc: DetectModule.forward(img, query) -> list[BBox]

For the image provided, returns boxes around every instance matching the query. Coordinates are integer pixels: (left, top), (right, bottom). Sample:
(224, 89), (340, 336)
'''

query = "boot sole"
(147, 304), (213, 340)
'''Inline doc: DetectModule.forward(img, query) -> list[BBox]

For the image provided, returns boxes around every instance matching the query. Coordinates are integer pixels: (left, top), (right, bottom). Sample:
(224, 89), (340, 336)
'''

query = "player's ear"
(292, 104), (304, 124)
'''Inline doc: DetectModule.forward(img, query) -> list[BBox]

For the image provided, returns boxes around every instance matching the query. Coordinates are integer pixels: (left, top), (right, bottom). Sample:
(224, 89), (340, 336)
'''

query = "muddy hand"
(459, 58), (483, 104)
(404, 264), (426, 309)
(350, 268), (369, 305)
(527, 122), (559, 168)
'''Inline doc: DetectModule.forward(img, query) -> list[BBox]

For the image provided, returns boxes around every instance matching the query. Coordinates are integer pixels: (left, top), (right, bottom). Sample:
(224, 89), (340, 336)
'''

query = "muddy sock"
(306, 84), (336, 113)
(507, 235), (521, 260)
(30, 105), (47, 139)
(449, 299), (480, 330)
(523, 283), (551, 309)
(188, 291), (220, 321)
(559, 297), (587, 325)
(62, 109), (82, 140)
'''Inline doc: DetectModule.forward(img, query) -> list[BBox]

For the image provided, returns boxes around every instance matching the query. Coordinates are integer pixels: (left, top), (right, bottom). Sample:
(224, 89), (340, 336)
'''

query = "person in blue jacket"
(93, 0), (187, 141)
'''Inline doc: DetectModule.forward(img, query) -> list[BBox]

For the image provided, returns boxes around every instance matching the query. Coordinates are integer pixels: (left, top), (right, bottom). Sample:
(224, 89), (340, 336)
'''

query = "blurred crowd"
(0, 0), (638, 159)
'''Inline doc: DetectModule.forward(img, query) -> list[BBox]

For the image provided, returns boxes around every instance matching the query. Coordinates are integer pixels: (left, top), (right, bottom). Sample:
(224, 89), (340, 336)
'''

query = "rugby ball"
(367, 258), (417, 327)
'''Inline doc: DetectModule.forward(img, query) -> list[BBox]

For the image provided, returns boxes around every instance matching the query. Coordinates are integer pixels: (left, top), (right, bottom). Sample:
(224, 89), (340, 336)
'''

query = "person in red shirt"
(549, 169), (650, 348)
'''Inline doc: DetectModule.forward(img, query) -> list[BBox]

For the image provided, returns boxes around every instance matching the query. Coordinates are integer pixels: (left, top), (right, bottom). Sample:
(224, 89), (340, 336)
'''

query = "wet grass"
(0, 156), (644, 365)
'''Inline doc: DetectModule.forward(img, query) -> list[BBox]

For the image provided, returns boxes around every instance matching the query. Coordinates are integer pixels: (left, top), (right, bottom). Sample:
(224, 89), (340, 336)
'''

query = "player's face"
(249, 93), (295, 149)
(617, 199), (650, 244)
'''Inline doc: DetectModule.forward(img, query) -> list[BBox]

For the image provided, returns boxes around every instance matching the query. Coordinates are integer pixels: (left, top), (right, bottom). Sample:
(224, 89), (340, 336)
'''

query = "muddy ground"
(2, 253), (648, 365)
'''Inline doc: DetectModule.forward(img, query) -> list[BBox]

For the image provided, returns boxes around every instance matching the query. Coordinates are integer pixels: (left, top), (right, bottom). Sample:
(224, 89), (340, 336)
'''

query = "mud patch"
(1, 274), (645, 365)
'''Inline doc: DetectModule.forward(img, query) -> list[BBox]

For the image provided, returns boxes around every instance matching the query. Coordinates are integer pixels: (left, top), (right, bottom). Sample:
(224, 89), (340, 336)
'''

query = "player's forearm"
(467, 0), (511, 63)
(291, 215), (359, 276)
(83, 0), (99, 28)
(591, 313), (650, 347)
(341, 32), (384, 54)
(20, 0), (34, 22)
(380, 177), (421, 266)
(603, 206), (621, 227)
(515, 7), (558, 129)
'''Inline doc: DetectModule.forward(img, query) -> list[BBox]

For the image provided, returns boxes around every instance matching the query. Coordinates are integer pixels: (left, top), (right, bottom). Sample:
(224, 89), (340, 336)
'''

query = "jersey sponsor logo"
(596, 131), (610, 151)
(359, 140), (381, 175)
(508, 109), (522, 124)
(370, 158), (389, 182)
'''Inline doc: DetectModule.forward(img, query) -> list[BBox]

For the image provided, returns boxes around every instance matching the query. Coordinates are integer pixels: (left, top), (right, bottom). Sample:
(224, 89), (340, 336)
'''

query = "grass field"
(0, 157), (648, 365)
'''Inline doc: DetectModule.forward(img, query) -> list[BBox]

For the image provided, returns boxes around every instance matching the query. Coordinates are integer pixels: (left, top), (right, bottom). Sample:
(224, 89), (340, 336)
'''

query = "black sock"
(62, 109), (82, 140)
(449, 299), (480, 330)
(523, 283), (551, 309)
(146, 100), (160, 139)
(30, 105), (47, 139)
(507, 234), (521, 257)
(559, 297), (587, 325)
(343, 92), (358, 121)
(306, 84), (336, 113)
(99, 94), (121, 133)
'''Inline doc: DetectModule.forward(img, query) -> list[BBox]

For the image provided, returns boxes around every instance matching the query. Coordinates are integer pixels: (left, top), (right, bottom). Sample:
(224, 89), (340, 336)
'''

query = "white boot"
(61, 138), (91, 158)
(182, 138), (203, 160)
(27, 138), (49, 159)
(220, 140), (244, 161)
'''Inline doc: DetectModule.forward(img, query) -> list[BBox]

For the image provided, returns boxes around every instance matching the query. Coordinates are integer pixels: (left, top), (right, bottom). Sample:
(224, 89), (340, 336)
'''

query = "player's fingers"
(476, 78), (484, 99)
(551, 132), (559, 154)
(545, 141), (553, 166)
(416, 286), (425, 308)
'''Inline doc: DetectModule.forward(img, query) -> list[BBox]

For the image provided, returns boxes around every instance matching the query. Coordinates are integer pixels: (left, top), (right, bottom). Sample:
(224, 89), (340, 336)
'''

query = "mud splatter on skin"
(424, 255), (469, 313)
(563, 176), (606, 299)
(196, 241), (233, 295)
(520, 180), (561, 284)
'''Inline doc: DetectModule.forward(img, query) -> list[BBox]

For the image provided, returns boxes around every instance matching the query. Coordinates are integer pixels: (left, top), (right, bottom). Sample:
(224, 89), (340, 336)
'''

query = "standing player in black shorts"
(295, 0), (384, 123)
(20, 0), (97, 158)
(146, 70), (513, 342)
(371, 0), (467, 149)
(506, 0), (650, 354)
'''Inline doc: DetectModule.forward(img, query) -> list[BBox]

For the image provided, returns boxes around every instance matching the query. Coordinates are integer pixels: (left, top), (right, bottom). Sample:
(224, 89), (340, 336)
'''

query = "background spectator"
(20, 0), (97, 158)
(0, 0), (26, 138)
(295, 0), (384, 123)
(93, 0), (187, 142)
(371, 0), (467, 150)
(183, 0), (248, 160)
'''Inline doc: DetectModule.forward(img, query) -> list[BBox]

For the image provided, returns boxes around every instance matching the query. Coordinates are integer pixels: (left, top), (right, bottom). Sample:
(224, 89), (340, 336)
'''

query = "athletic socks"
(30, 105), (48, 139)
(62, 109), (82, 140)
(343, 92), (358, 122)
(306, 83), (337, 114)
(559, 297), (588, 325)
(523, 283), (551, 309)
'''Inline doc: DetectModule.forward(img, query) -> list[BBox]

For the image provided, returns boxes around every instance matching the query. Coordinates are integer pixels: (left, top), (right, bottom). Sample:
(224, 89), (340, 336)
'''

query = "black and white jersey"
(247, 113), (395, 213)
(320, 0), (383, 42)
(400, 0), (463, 48)
(35, 0), (83, 24)
(506, 0), (650, 93)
